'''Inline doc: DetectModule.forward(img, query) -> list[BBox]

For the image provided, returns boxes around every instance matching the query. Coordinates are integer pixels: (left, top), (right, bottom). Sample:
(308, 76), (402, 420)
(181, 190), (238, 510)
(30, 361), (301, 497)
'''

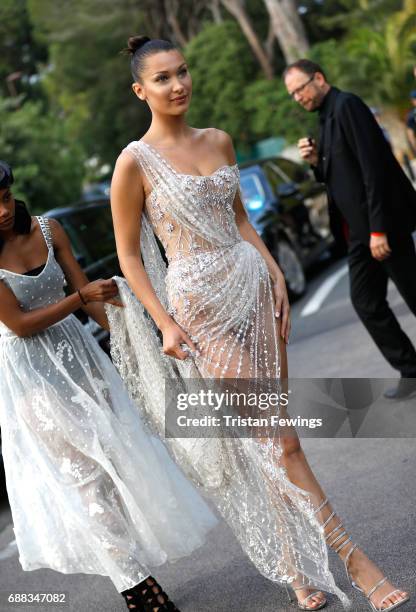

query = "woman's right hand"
(79, 279), (122, 306)
(160, 320), (197, 360)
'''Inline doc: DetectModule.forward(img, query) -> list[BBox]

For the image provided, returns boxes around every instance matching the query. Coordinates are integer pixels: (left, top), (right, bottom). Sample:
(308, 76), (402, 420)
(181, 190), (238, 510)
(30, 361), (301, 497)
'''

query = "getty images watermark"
(175, 388), (322, 430)
(164, 378), (416, 439)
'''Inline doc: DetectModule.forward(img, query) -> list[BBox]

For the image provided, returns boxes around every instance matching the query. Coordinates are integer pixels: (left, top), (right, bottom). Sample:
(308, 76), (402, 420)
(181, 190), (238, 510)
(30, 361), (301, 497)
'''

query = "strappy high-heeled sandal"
(315, 498), (410, 612)
(282, 496), (331, 610)
(121, 576), (181, 612)
(284, 582), (327, 610)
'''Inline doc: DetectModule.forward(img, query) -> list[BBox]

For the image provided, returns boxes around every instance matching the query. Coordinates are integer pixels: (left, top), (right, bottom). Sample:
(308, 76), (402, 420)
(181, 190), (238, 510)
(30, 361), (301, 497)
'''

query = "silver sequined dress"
(0, 216), (217, 592)
(107, 141), (350, 606)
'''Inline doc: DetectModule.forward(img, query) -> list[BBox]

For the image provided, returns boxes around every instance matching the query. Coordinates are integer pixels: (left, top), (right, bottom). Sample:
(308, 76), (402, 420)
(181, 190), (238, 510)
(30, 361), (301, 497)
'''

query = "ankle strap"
(322, 511), (336, 529)
(325, 522), (344, 542)
(343, 542), (358, 567)
(314, 498), (329, 514)
(314, 498), (356, 557)
(334, 534), (352, 554)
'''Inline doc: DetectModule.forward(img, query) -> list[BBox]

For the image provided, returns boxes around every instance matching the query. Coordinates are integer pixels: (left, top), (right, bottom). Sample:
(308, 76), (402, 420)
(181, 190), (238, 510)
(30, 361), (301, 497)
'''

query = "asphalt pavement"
(0, 255), (415, 612)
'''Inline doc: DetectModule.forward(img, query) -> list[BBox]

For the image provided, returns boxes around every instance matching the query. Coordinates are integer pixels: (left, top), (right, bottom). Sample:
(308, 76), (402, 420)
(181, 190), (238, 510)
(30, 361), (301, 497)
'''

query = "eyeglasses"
(288, 74), (315, 98)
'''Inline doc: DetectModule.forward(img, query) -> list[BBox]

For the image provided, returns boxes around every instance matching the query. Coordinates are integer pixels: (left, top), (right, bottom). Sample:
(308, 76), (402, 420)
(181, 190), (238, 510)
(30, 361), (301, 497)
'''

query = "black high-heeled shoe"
(121, 576), (181, 611)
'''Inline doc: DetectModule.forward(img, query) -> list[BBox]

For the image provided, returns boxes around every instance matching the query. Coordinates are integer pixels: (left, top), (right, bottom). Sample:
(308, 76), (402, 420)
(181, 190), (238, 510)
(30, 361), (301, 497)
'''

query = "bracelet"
(77, 288), (88, 305)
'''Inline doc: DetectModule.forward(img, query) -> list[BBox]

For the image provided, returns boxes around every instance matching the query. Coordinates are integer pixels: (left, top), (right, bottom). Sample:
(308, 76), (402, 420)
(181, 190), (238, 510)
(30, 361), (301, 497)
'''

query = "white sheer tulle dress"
(106, 141), (350, 606)
(0, 216), (217, 592)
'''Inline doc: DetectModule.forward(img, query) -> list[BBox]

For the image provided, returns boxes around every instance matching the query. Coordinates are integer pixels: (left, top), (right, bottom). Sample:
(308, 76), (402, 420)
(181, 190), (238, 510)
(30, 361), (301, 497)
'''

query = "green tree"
(346, 0), (416, 105)
(185, 20), (257, 145)
(263, 0), (310, 63)
(0, 0), (47, 100)
(243, 77), (316, 144)
(220, 0), (274, 78)
(315, 0), (404, 33)
(0, 97), (84, 212)
(27, 0), (150, 165)
(309, 0), (416, 107)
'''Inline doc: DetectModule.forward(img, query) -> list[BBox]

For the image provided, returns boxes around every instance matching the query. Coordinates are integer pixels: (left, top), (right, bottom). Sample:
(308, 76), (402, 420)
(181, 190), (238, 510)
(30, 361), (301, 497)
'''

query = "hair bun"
(126, 35), (151, 55)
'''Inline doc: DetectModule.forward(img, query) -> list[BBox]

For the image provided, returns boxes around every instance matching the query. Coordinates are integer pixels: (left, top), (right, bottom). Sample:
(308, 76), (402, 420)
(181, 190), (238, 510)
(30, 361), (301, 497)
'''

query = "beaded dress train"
(0, 216), (217, 592)
(107, 140), (350, 606)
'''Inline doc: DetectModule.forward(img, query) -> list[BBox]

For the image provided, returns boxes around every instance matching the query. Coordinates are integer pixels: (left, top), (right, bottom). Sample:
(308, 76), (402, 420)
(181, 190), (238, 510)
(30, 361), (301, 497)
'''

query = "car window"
(263, 163), (287, 193)
(273, 158), (307, 183)
(57, 217), (90, 262)
(64, 205), (116, 264)
(240, 173), (266, 211)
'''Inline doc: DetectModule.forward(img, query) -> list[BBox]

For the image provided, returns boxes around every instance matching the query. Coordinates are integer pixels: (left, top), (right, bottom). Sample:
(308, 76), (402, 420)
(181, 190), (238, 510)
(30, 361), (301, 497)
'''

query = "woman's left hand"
(272, 274), (291, 344)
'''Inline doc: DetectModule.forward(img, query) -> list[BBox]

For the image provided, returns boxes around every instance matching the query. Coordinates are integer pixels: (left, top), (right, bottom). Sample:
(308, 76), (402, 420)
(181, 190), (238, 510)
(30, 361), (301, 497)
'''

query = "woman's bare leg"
(278, 336), (408, 610)
(277, 335), (327, 608)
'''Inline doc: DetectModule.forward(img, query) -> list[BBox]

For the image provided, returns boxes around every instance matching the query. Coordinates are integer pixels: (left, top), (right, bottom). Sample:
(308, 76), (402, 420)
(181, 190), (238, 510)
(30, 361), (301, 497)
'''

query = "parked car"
(45, 198), (122, 352)
(239, 156), (336, 298)
(82, 181), (111, 202)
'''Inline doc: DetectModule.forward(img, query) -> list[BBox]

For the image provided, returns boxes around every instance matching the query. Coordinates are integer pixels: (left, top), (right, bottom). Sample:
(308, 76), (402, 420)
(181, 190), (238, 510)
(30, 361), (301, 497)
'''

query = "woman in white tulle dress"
(0, 161), (217, 612)
(108, 36), (409, 612)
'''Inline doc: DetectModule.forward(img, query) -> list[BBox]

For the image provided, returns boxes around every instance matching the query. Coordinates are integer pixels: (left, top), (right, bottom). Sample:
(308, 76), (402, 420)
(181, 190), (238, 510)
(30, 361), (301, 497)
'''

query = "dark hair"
(283, 59), (327, 81)
(0, 161), (32, 251)
(124, 35), (177, 82)
(0, 199), (32, 252)
(0, 160), (14, 190)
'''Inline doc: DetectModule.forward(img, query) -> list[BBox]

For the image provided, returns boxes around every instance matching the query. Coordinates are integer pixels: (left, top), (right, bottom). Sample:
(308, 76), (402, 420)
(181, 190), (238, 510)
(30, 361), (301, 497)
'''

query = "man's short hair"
(283, 59), (327, 81)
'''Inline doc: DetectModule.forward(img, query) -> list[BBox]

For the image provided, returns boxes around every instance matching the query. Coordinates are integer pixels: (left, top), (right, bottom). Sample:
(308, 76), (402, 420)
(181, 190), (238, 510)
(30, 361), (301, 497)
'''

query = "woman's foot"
(314, 498), (409, 611)
(121, 576), (180, 611)
(341, 546), (409, 611)
(291, 585), (327, 610)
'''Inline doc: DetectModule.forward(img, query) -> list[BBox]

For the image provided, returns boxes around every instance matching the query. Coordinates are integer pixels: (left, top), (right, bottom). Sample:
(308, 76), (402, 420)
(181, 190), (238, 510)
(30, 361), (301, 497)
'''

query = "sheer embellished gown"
(0, 216), (217, 592)
(107, 141), (350, 606)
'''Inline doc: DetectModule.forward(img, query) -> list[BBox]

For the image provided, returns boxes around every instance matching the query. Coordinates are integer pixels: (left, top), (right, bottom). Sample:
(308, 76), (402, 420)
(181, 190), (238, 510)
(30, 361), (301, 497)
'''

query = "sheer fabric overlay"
(0, 216), (217, 592)
(106, 141), (350, 606)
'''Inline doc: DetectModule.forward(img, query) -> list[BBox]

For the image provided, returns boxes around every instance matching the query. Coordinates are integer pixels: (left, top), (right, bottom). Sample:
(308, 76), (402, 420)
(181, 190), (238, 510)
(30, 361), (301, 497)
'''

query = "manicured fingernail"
(275, 312), (280, 318)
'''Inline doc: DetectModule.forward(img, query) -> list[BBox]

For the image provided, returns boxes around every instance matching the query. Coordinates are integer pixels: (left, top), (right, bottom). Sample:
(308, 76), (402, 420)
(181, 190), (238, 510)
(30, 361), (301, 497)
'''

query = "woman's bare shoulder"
(195, 127), (231, 145)
(195, 128), (235, 162)
(115, 148), (142, 172)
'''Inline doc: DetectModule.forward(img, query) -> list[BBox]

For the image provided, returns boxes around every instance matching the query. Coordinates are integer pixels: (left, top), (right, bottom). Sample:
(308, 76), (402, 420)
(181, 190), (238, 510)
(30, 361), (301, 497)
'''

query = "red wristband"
(371, 232), (385, 237)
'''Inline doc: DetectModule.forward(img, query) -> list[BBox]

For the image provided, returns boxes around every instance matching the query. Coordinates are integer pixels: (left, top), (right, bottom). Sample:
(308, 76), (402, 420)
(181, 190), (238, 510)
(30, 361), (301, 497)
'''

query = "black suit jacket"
(314, 87), (416, 244)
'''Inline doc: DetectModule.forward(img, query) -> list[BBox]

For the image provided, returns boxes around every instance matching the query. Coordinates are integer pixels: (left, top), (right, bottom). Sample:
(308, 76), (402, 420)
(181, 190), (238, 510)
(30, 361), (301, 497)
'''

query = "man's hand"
(370, 234), (392, 261)
(298, 137), (319, 166)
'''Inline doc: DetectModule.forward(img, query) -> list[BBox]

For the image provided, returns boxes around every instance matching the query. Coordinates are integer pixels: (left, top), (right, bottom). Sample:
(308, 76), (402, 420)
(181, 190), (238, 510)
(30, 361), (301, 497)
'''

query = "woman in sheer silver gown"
(0, 164), (217, 612)
(107, 36), (410, 612)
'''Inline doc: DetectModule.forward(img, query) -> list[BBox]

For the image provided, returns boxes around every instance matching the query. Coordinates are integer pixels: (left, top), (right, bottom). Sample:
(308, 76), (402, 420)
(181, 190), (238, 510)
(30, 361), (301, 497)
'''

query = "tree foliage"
(27, 0), (151, 164)
(309, 0), (416, 107)
(0, 0), (47, 99)
(185, 21), (257, 141)
(1, 0), (415, 212)
(242, 77), (317, 144)
(0, 97), (84, 212)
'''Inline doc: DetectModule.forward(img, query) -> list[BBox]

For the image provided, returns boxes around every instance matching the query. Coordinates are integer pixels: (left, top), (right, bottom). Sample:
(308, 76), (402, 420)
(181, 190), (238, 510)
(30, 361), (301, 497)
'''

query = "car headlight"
(244, 195), (265, 211)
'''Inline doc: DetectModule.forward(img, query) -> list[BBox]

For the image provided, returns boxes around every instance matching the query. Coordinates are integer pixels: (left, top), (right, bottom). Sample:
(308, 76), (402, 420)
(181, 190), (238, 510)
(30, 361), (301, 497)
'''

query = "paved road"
(0, 256), (415, 612)
(289, 255), (416, 378)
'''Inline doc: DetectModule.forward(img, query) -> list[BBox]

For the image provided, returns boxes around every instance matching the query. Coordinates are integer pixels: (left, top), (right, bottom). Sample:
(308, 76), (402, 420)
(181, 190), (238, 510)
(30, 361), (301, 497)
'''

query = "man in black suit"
(284, 59), (416, 399)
